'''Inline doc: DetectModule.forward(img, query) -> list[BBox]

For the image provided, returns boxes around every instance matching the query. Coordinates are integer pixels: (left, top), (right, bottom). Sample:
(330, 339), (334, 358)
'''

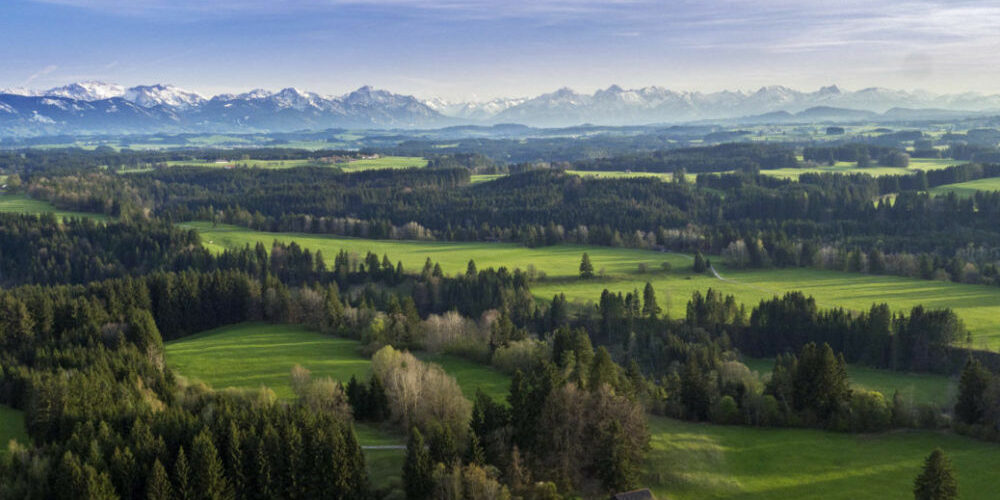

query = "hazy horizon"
(3, 0), (1000, 100)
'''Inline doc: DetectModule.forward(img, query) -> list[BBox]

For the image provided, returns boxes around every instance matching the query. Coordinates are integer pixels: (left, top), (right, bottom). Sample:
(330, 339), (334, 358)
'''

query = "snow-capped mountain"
(124, 84), (205, 109)
(423, 96), (526, 121)
(42, 81), (126, 101)
(2, 81), (1000, 136)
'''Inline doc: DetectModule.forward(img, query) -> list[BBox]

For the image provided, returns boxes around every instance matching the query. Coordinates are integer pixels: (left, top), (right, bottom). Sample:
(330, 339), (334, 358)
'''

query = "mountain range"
(2, 81), (1000, 136)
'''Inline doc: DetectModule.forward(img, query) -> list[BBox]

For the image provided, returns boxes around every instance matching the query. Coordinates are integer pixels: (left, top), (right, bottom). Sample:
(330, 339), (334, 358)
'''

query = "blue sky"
(2, 0), (999, 99)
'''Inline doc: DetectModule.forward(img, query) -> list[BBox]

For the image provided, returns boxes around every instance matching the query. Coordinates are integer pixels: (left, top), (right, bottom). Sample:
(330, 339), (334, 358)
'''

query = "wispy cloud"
(22, 64), (58, 86)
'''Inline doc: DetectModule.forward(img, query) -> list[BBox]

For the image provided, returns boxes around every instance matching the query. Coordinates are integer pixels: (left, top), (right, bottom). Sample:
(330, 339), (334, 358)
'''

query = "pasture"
(646, 416), (1000, 499)
(566, 170), (699, 183)
(741, 358), (956, 408)
(163, 155), (427, 171)
(164, 322), (508, 491)
(928, 177), (1000, 197)
(0, 405), (27, 453)
(190, 222), (1000, 350)
(163, 321), (1000, 499)
(165, 323), (372, 399)
(0, 194), (108, 221)
(759, 158), (963, 180)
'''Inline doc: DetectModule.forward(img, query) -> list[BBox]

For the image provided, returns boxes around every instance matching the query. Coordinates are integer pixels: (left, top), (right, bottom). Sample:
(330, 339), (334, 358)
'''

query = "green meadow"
(164, 322), (509, 490)
(742, 358), (956, 408)
(189, 222), (1000, 350)
(0, 405), (28, 454)
(566, 170), (699, 183)
(0, 194), (108, 221)
(928, 177), (1000, 197)
(646, 416), (1000, 500)
(164, 322), (509, 402)
(162, 155), (427, 171)
(760, 158), (963, 180)
(164, 322), (1000, 499)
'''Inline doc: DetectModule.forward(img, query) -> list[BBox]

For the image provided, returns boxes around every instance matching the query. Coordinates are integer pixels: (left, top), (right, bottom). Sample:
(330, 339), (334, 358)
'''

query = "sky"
(1, 0), (999, 100)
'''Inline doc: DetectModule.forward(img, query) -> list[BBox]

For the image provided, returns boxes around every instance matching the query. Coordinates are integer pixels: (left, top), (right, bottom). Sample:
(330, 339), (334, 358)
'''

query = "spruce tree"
(174, 446), (192, 500)
(146, 459), (172, 500)
(955, 357), (991, 425)
(191, 430), (230, 500)
(579, 253), (594, 279)
(403, 428), (434, 500)
(913, 448), (957, 500)
(693, 252), (708, 273)
(642, 282), (661, 318)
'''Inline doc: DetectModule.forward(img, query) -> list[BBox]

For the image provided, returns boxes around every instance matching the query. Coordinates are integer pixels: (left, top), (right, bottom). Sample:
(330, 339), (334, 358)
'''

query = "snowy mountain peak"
(44, 81), (125, 101)
(124, 84), (204, 109)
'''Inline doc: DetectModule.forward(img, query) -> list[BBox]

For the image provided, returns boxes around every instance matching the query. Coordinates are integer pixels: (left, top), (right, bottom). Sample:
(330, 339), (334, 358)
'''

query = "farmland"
(162, 155), (427, 171)
(190, 222), (1000, 350)
(929, 176), (1000, 197)
(759, 158), (963, 180)
(645, 416), (1000, 499)
(742, 358), (956, 408)
(0, 194), (109, 221)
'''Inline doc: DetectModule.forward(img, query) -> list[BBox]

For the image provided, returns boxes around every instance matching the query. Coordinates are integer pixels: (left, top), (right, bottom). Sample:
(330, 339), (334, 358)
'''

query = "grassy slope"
(165, 323), (371, 399)
(189, 222), (1000, 350)
(164, 323), (508, 490)
(647, 416), (1000, 500)
(741, 358), (955, 408)
(0, 405), (28, 453)
(0, 194), (108, 221)
(928, 177), (1000, 197)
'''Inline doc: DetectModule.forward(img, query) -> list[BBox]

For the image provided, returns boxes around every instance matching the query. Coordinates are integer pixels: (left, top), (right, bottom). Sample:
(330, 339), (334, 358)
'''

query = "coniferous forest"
(2, 138), (1000, 499)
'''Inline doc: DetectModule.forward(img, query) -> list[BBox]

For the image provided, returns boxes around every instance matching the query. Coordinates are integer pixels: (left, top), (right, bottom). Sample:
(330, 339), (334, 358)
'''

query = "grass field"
(469, 174), (505, 184)
(164, 322), (1000, 498)
(0, 194), (108, 221)
(0, 405), (27, 453)
(566, 170), (699, 183)
(760, 158), (963, 180)
(742, 358), (956, 408)
(162, 155), (427, 171)
(165, 323), (372, 399)
(189, 222), (1000, 350)
(646, 416), (1000, 499)
(928, 177), (1000, 197)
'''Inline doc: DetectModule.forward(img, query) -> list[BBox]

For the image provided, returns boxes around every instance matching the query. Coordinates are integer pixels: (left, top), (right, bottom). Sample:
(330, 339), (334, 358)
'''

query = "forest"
(1, 142), (1000, 498)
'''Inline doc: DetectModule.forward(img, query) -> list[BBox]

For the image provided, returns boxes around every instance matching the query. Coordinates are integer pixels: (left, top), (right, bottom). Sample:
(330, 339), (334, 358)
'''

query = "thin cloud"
(23, 65), (58, 86)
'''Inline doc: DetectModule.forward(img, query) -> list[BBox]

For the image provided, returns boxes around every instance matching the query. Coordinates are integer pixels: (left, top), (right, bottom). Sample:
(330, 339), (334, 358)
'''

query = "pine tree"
(597, 420), (637, 493)
(464, 432), (486, 466)
(191, 430), (230, 500)
(403, 428), (434, 500)
(693, 252), (708, 273)
(955, 357), (991, 425)
(642, 282), (661, 318)
(579, 253), (594, 279)
(466, 259), (478, 278)
(369, 374), (390, 421)
(174, 447), (192, 500)
(428, 424), (459, 466)
(589, 347), (618, 390)
(913, 448), (957, 500)
(146, 459), (173, 500)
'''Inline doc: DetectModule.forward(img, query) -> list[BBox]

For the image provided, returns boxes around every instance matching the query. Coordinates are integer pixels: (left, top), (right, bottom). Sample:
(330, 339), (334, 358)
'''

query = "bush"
(849, 390), (891, 432)
(710, 395), (740, 424)
(371, 346), (472, 438)
(491, 338), (550, 375)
